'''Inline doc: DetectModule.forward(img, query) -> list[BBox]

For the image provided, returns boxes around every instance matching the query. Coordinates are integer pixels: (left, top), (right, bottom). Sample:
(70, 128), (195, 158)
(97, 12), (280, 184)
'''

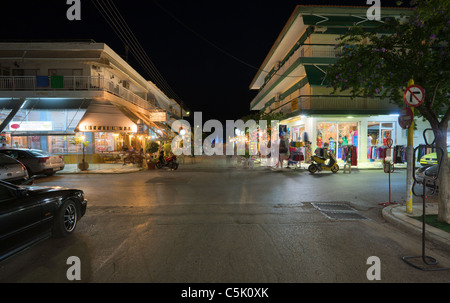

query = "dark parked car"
(0, 180), (87, 262)
(0, 148), (65, 177)
(415, 162), (450, 190)
(0, 154), (33, 185)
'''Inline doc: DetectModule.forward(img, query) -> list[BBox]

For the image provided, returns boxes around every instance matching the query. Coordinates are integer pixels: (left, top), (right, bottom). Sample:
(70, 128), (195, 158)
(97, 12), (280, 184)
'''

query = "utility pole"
(406, 78), (415, 213)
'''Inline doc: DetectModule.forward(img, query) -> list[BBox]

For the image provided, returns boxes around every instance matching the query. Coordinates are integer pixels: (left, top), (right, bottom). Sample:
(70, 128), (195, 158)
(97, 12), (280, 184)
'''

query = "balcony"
(252, 45), (342, 110)
(262, 44), (341, 88)
(0, 76), (157, 112)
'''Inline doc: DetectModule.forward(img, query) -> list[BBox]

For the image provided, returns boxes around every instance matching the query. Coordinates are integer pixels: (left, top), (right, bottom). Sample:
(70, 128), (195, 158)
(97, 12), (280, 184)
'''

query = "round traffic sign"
(398, 107), (414, 129)
(403, 85), (425, 107)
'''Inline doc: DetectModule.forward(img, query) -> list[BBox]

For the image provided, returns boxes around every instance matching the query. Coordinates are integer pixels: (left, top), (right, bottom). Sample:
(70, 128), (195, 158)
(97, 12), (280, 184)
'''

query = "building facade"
(249, 5), (449, 167)
(0, 42), (187, 163)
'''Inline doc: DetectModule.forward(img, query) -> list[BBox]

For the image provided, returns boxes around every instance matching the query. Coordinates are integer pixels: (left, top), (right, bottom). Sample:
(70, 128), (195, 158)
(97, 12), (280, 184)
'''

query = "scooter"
(156, 155), (179, 170)
(308, 149), (339, 174)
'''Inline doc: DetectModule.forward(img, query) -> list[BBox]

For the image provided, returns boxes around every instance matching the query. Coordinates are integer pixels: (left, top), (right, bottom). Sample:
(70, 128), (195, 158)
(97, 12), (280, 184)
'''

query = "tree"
(326, 0), (450, 223)
(69, 136), (90, 171)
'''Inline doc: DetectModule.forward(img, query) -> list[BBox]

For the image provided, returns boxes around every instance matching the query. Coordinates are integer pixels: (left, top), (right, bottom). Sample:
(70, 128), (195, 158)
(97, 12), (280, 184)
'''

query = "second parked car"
(0, 154), (32, 185)
(0, 148), (65, 177)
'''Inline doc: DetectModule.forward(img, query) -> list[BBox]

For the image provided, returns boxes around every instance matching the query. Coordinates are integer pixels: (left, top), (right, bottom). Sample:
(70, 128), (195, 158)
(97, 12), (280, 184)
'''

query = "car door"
(0, 184), (44, 261)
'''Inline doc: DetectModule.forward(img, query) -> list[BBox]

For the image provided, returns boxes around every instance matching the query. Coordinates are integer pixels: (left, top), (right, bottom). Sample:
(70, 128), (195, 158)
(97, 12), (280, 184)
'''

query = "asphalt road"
(1, 161), (449, 284)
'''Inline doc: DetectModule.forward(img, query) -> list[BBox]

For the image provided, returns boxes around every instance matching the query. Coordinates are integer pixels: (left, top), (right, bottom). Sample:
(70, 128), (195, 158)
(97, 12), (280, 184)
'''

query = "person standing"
(277, 133), (290, 168)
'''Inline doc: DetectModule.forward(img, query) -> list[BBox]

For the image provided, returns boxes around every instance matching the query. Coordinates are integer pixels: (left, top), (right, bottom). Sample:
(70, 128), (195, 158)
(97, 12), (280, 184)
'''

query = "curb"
(382, 204), (450, 251)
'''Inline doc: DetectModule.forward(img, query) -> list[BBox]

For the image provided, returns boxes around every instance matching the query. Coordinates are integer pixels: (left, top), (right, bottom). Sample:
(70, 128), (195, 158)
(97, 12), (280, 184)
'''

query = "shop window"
(290, 125), (305, 142)
(94, 132), (115, 153)
(317, 122), (358, 160)
(368, 122), (395, 147)
(368, 121), (396, 160)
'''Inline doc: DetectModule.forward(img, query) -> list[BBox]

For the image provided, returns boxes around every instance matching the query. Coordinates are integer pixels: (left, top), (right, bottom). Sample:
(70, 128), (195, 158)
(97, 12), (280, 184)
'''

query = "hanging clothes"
(351, 146), (358, 166)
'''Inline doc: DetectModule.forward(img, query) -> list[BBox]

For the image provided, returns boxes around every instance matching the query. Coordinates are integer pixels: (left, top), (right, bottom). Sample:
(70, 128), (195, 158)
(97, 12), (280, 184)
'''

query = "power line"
(96, 0), (179, 101)
(104, 0), (182, 101)
(90, 0), (185, 105)
(152, 0), (306, 79)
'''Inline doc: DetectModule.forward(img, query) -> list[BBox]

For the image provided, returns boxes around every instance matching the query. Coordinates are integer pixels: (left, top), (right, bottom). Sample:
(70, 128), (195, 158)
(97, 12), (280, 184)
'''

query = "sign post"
(403, 80), (423, 213)
(379, 138), (397, 207)
(398, 107), (413, 130)
(403, 84), (425, 107)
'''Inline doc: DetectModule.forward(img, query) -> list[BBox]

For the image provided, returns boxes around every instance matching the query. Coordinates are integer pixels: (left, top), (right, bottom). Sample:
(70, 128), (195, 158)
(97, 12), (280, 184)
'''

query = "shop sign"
(137, 120), (145, 134)
(9, 121), (53, 132)
(398, 107), (414, 129)
(291, 98), (299, 112)
(403, 85), (425, 107)
(81, 125), (133, 132)
(150, 111), (168, 122)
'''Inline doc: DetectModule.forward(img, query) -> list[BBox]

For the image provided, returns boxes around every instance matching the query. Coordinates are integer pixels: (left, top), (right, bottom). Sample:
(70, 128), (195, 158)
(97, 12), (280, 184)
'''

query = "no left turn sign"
(403, 85), (425, 107)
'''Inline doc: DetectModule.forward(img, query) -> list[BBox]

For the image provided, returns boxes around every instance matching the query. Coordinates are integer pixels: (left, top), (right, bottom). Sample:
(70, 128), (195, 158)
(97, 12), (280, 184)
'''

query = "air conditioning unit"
(274, 93), (282, 102)
(275, 61), (281, 71)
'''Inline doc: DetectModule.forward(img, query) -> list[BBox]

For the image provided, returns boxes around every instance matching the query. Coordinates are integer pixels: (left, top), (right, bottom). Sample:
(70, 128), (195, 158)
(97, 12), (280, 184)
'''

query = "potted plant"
(70, 136), (90, 171)
(147, 157), (157, 170)
(145, 141), (160, 170)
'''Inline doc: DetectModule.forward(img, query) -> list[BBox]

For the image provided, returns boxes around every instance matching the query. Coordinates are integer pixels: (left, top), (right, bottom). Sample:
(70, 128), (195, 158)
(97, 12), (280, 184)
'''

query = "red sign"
(398, 107), (413, 129)
(403, 85), (425, 107)
(10, 124), (20, 130)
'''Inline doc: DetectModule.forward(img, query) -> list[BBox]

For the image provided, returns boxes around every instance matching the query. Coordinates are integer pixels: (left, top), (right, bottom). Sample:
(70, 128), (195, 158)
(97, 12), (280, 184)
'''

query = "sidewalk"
(382, 203), (450, 252)
(58, 163), (143, 174)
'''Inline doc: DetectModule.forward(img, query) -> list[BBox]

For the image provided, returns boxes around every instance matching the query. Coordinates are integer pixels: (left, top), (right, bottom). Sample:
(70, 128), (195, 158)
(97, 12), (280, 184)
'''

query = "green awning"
(304, 65), (328, 86)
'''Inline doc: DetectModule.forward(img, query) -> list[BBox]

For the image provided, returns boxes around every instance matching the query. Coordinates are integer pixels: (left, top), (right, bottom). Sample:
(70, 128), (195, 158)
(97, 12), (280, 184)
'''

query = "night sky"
(1, 0), (408, 124)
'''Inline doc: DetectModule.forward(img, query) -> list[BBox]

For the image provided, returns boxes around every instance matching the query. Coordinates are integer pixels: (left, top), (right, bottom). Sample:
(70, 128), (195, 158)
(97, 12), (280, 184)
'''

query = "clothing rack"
(342, 145), (357, 166)
(393, 145), (406, 164)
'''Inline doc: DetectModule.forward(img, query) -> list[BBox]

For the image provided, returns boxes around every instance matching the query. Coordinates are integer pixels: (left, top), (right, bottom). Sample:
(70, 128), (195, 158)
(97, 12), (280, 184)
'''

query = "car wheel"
(53, 200), (79, 238)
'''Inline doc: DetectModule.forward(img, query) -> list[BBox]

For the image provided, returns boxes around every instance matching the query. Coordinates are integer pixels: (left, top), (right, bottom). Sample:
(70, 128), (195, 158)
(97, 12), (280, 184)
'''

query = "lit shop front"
(280, 115), (405, 166)
(0, 99), (159, 164)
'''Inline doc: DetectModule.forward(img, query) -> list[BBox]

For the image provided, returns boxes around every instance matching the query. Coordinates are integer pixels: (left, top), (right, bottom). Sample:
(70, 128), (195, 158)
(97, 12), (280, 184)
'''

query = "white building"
(0, 41), (187, 162)
(249, 5), (449, 167)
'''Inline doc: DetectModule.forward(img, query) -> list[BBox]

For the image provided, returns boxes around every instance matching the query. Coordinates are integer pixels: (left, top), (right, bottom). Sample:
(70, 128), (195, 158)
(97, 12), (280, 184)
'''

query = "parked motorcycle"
(308, 149), (339, 174)
(156, 155), (179, 170)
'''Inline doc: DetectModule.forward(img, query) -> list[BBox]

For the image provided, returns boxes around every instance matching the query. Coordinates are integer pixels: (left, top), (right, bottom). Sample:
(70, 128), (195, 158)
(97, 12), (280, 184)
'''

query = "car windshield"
(29, 150), (51, 157)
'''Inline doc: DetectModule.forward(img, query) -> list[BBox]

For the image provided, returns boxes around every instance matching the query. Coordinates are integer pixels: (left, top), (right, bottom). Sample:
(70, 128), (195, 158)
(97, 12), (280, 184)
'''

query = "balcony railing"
(298, 44), (342, 58)
(0, 76), (156, 112)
